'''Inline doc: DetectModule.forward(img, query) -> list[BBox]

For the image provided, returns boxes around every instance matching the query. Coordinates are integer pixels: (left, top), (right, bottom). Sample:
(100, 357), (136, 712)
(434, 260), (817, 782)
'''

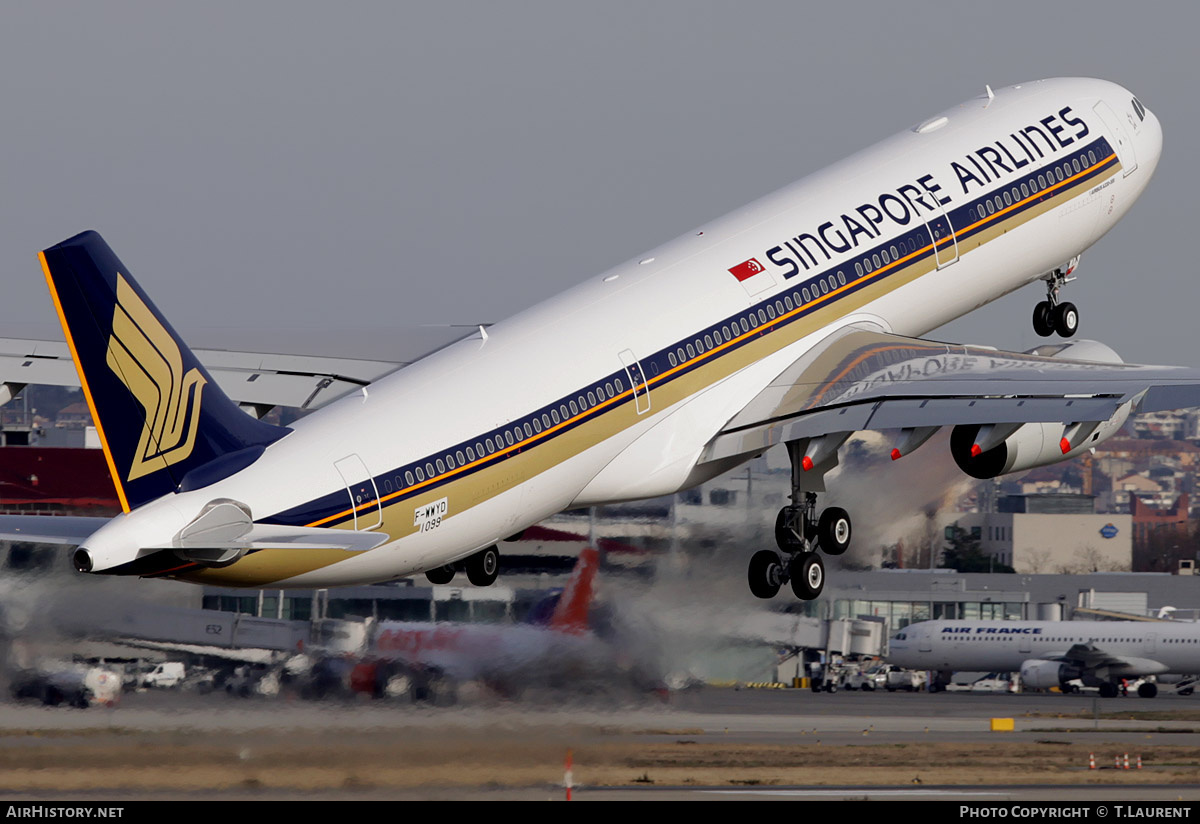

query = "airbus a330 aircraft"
(888, 619), (1200, 698)
(2, 78), (1192, 600)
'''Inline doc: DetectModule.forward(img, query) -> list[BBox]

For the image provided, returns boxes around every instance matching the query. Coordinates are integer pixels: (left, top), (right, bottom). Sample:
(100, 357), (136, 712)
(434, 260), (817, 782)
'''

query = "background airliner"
(324, 546), (659, 700)
(888, 619), (1200, 698)
(1, 78), (1192, 601)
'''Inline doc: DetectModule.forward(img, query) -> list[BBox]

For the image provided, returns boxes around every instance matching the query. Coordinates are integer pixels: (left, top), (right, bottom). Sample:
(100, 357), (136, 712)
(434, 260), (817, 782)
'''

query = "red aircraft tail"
(548, 547), (599, 635)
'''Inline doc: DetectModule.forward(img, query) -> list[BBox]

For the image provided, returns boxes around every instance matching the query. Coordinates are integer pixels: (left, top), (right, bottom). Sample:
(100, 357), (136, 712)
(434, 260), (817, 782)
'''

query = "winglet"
(40, 231), (290, 511)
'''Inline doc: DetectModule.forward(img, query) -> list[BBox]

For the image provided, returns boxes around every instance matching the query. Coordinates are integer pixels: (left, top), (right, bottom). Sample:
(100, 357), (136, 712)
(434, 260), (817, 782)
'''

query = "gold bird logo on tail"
(105, 274), (207, 481)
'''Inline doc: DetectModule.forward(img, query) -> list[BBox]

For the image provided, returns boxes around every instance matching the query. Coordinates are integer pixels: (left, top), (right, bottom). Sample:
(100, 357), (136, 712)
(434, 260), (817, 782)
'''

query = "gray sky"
(0, 1), (1193, 363)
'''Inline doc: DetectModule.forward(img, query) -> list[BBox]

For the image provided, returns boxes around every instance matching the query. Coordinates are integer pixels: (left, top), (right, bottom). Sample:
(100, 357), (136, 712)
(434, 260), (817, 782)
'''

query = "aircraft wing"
(703, 326), (1200, 464)
(1060, 642), (1132, 671)
(0, 325), (483, 413)
(0, 515), (109, 545)
(1057, 642), (1170, 678)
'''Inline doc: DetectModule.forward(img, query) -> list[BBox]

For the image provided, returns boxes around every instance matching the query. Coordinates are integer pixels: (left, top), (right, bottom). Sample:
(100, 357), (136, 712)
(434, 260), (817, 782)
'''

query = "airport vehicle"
(0, 79), (1188, 600)
(845, 662), (887, 691)
(944, 672), (1017, 693)
(888, 619), (1200, 697)
(141, 662), (185, 689)
(11, 662), (121, 708)
(885, 666), (925, 692)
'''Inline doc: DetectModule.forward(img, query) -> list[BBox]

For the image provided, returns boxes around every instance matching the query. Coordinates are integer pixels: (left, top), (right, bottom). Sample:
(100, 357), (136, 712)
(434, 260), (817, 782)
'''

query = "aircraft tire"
(425, 565), (456, 585)
(1053, 302), (1079, 337)
(1138, 682), (1158, 698)
(817, 508), (851, 555)
(789, 552), (824, 600)
(1099, 682), (1119, 698)
(1033, 301), (1055, 337)
(465, 546), (500, 586)
(747, 550), (783, 599)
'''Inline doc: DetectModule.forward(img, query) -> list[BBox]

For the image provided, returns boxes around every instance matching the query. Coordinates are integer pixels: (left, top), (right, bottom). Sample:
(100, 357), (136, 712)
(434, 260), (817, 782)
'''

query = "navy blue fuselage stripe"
(263, 136), (1117, 529)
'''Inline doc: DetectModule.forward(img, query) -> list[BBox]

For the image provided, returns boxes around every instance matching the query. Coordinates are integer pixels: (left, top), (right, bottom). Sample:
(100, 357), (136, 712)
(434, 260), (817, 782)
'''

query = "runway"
(1, 685), (1198, 800)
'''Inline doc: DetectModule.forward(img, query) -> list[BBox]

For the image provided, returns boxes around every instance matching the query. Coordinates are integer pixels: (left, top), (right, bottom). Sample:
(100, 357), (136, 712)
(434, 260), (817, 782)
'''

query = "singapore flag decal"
(728, 258), (765, 282)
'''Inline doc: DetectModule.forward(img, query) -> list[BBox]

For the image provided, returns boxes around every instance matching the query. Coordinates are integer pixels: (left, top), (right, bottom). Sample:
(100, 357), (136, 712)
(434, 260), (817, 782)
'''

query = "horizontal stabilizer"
(175, 523), (390, 553)
(93, 523), (392, 577)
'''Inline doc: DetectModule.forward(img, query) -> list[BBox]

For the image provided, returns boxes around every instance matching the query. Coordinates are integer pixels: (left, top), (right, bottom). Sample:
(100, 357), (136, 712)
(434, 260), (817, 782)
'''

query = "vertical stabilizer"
(39, 230), (289, 511)
(548, 547), (600, 635)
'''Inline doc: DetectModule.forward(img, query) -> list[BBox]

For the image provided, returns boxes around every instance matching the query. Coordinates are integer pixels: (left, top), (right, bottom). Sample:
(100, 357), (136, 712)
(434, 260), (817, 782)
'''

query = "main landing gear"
(1032, 258), (1080, 338)
(747, 440), (852, 601)
(424, 545), (500, 587)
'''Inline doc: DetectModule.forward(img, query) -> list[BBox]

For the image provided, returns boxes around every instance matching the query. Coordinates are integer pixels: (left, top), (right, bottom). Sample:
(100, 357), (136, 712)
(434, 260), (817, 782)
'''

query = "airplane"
(0, 77), (1190, 602)
(887, 618), (1200, 698)
(308, 545), (662, 700)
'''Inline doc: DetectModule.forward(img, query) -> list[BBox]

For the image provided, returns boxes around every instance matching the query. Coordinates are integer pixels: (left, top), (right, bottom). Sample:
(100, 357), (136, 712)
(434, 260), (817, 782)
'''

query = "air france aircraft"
(2, 78), (1193, 600)
(888, 619), (1200, 698)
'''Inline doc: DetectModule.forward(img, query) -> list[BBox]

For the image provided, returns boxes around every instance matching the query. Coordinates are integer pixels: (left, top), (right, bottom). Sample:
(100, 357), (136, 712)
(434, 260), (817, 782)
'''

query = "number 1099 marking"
(414, 497), (449, 533)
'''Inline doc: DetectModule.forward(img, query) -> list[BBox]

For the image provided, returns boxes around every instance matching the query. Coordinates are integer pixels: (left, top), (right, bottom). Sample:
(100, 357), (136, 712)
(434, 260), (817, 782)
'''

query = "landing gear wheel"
(774, 507), (804, 552)
(748, 550), (784, 599)
(1033, 301), (1055, 337)
(465, 546), (499, 587)
(1027, 301), (1056, 335)
(1098, 682), (1119, 698)
(789, 552), (825, 601)
(817, 507), (851, 555)
(1053, 302), (1078, 338)
(1138, 682), (1158, 698)
(425, 565), (456, 585)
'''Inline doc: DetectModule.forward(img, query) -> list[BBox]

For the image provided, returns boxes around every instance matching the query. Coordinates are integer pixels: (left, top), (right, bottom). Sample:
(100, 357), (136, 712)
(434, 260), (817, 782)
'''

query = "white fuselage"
(81, 78), (1164, 587)
(888, 619), (1200, 676)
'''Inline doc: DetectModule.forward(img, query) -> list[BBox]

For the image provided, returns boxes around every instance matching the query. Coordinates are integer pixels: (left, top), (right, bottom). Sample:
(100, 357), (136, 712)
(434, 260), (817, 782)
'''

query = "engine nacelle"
(1020, 659), (1079, 689)
(950, 340), (1131, 480)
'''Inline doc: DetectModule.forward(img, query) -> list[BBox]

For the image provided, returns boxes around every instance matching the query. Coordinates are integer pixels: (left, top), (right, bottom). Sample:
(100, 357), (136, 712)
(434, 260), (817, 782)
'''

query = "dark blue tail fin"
(39, 230), (289, 511)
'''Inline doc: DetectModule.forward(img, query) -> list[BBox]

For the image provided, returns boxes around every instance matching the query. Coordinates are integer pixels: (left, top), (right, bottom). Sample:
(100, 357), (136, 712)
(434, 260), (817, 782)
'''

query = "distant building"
(949, 494), (1131, 574)
(54, 401), (93, 429)
(1130, 493), (1189, 545)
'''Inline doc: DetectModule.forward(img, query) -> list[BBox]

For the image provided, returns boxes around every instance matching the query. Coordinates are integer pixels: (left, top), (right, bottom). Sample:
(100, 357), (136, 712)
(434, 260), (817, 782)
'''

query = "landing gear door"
(619, 349), (651, 415)
(1093, 101), (1137, 177)
(334, 454), (382, 531)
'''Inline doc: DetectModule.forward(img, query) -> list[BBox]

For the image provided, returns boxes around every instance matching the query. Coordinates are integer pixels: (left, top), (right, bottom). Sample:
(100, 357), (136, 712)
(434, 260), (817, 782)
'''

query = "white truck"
(142, 662), (185, 689)
(884, 665), (924, 692)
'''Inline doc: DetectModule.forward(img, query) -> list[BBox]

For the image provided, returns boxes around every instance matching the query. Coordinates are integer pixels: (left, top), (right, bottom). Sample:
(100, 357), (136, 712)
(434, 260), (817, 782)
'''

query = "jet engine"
(1019, 659), (1080, 689)
(950, 340), (1131, 480)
